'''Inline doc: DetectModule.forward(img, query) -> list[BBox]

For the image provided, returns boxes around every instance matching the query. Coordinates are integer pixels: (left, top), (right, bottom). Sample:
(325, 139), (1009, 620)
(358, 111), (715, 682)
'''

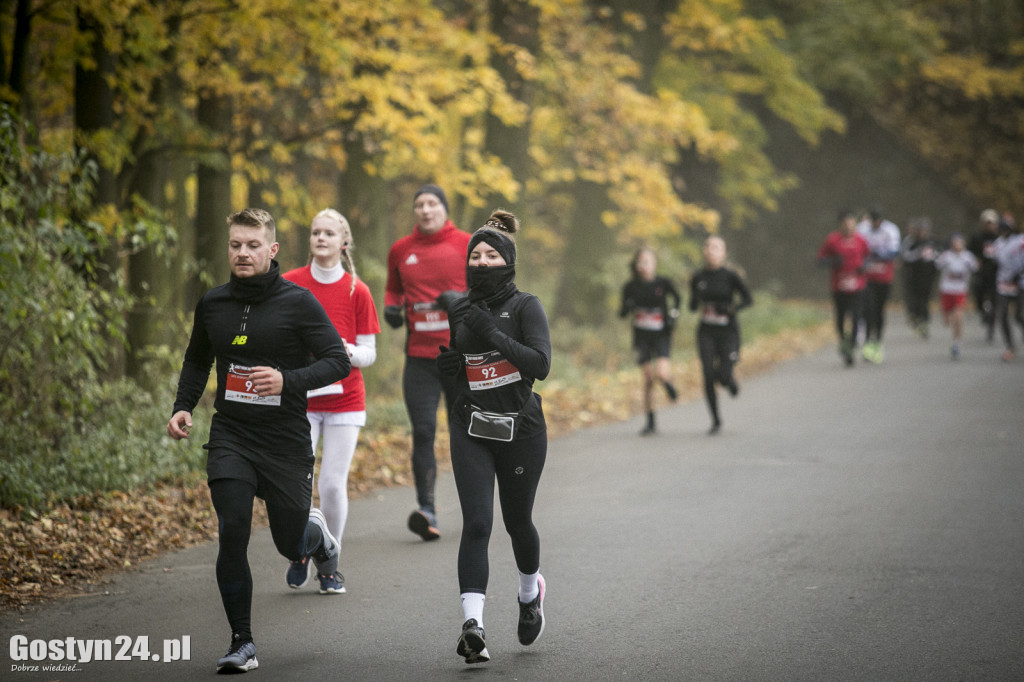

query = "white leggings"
(308, 415), (361, 551)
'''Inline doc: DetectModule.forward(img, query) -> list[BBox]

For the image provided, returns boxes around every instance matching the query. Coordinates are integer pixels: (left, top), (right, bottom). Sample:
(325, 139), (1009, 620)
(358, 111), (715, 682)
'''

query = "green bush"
(0, 378), (211, 510)
(0, 105), (202, 511)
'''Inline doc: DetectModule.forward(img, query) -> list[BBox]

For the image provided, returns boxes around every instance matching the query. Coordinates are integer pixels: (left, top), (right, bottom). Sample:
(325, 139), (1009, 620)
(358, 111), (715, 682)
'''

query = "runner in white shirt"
(856, 206), (901, 363)
(934, 233), (979, 360)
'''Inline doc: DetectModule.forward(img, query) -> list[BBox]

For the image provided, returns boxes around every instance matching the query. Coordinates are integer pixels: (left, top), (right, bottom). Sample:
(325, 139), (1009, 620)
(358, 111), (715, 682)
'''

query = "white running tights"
(310, 420), (360, 551)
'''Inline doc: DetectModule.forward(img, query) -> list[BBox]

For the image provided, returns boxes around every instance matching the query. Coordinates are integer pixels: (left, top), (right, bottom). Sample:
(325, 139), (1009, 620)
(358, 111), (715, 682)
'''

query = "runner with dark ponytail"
(436, 209), (551, 664)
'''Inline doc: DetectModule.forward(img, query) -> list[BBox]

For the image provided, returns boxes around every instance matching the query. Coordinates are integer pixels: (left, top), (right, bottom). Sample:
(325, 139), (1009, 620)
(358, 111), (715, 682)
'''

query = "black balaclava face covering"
(467, 264), (517, 306)
(229, 260), (281, 303)
(466, 229), (518, 307)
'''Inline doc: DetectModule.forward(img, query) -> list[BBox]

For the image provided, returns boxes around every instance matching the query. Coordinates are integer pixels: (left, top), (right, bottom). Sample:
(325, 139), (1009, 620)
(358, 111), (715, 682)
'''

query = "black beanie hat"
(414, 184), (449, 214)
(468, 211), (518, 265)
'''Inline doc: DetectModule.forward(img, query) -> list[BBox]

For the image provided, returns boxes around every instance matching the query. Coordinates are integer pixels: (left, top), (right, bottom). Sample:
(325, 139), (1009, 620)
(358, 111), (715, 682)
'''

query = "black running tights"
(450, 428), (547, 594)
(697, 323), (739, 424)
(208, 478), (311, 640)
(832, 290), (863, 346)
(403, 357), (459, 515)
(862, 281), (891, 342)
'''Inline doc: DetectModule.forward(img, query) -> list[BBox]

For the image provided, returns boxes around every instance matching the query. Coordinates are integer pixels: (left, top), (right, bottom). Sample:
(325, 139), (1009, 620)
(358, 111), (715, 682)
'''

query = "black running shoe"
(517, 574), (546, 646)
(456, 619), (490, 664)
(408, 509), (440, 541)
(664, 381), (678, 402)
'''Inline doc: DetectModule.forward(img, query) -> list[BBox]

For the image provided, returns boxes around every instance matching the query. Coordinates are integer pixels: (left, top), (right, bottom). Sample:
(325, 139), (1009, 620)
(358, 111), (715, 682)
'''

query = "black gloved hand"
(384, 305), (404, 329)
(666, 308), (680, 329)
(464, 305), (498, 339)
(436, 345), (463, 376)
(435, 290), (467, 313)
(447, 295), (471, 328)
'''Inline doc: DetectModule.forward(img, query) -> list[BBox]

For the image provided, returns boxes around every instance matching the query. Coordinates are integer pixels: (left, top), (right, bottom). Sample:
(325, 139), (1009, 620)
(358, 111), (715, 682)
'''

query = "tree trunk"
(552, 179), (615, 323)
(195, 93), (233, 291)
(339, 130), (392, 299)
(74, 7), (124, 378)
(470, 0), (539, 227)
(6, 0), (30, 101)
(126, 152), (169, 388)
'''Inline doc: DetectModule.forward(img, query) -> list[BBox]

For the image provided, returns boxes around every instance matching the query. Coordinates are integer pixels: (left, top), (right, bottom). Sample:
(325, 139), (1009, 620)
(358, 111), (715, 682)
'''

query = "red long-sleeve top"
(385, 221), (472, 358)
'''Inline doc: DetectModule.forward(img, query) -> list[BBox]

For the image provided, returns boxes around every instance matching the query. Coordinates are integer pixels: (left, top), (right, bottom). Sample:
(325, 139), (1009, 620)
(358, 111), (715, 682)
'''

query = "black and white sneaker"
(517, 574), (546, 646)
(216, 634), (258, 673)
(456, 619), (490, 664)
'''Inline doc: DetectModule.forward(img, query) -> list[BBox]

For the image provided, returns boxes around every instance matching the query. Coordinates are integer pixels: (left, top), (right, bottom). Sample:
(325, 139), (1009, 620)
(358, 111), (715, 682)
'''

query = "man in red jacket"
(817, 209), (871, 367)
(385, 184), (472, 540)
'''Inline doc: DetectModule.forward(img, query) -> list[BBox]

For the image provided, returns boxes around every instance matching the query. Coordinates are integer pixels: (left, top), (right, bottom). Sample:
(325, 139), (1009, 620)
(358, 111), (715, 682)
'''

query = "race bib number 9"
(409, 302), (449, 332)
(465, 350), (522, 391)
(225, 364), (282, 406)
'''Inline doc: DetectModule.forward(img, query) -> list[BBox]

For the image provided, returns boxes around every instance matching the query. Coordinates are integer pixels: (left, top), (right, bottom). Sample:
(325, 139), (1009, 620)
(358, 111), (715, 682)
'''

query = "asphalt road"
(3, 320), (1022, 681)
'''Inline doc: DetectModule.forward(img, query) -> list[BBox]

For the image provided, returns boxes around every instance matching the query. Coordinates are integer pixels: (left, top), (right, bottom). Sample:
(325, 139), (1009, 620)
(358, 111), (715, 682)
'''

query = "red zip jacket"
(385, 221), (472, 358)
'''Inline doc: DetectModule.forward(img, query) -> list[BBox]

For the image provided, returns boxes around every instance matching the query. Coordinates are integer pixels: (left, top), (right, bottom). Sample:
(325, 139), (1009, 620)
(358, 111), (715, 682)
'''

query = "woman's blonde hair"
(309, 208), (357, 294)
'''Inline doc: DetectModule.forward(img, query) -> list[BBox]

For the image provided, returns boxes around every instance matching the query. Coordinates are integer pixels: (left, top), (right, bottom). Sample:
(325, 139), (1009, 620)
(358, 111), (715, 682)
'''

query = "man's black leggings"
(832, 290), (864, 346)
(450, 428), (547, 594)
(403, 357), (459, 516)
(697, 323), (739, 425)
(862, 281), (891, 342)
(208, 478), (315, 641)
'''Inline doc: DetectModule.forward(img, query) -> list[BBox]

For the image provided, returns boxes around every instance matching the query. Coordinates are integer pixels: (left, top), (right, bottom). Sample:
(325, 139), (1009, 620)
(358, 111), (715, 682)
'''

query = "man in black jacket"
(167, 208), (350, 673)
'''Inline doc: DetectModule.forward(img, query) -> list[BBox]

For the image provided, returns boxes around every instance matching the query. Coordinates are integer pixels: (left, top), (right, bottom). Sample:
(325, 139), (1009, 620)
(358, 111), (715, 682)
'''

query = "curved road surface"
(3, 322), (1022, 681)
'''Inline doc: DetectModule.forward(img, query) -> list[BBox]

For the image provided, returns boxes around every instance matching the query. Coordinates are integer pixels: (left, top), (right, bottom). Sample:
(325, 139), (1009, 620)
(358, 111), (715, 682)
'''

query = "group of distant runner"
(818, 206), (1024, 364)
(619, 236), (753, 437)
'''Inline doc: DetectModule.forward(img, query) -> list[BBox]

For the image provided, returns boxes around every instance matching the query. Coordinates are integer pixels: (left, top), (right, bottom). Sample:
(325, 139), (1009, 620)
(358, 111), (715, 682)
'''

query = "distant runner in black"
(619, 246), (681, 436)
(689, 236), (752, 435)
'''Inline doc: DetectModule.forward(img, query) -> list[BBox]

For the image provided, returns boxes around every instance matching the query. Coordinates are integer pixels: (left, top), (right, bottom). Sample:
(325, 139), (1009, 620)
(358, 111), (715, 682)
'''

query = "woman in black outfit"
(689, 236), (752, 435)
(436, 210), (550, 665)
(619, 246), (681, 435)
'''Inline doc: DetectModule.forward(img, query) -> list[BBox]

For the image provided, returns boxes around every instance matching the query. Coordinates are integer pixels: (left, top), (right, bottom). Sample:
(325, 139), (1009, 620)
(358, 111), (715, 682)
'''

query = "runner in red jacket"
(384, 184), (472, 540)
(817, 209), (871, 367)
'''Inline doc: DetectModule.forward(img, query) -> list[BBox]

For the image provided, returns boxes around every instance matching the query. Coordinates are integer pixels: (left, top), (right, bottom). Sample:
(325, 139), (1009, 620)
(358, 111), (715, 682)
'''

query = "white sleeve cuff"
(348, 334), (377, 368)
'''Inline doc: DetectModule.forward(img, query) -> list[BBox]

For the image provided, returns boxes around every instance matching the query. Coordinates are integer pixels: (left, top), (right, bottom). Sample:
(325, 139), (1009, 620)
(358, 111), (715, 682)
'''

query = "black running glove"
(383, 305), (404, 329)
(464, 305), (499, 340)
(436, 345), (463, 375)
(435, 290), (467, 312)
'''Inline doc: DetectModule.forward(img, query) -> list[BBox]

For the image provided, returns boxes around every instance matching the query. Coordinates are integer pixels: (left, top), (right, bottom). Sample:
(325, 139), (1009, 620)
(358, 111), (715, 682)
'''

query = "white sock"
(461, 592), (485, 627)
(519, 570), (539, 603)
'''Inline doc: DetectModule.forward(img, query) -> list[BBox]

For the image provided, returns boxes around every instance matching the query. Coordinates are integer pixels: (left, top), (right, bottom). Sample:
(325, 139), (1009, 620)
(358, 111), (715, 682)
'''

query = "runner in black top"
(436, 210), (550, 665)
(619, 246), (681, 435)
(968, 209), (1001, 342)
(689, 236), (752, 435)
(167, 208), (350, 673)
